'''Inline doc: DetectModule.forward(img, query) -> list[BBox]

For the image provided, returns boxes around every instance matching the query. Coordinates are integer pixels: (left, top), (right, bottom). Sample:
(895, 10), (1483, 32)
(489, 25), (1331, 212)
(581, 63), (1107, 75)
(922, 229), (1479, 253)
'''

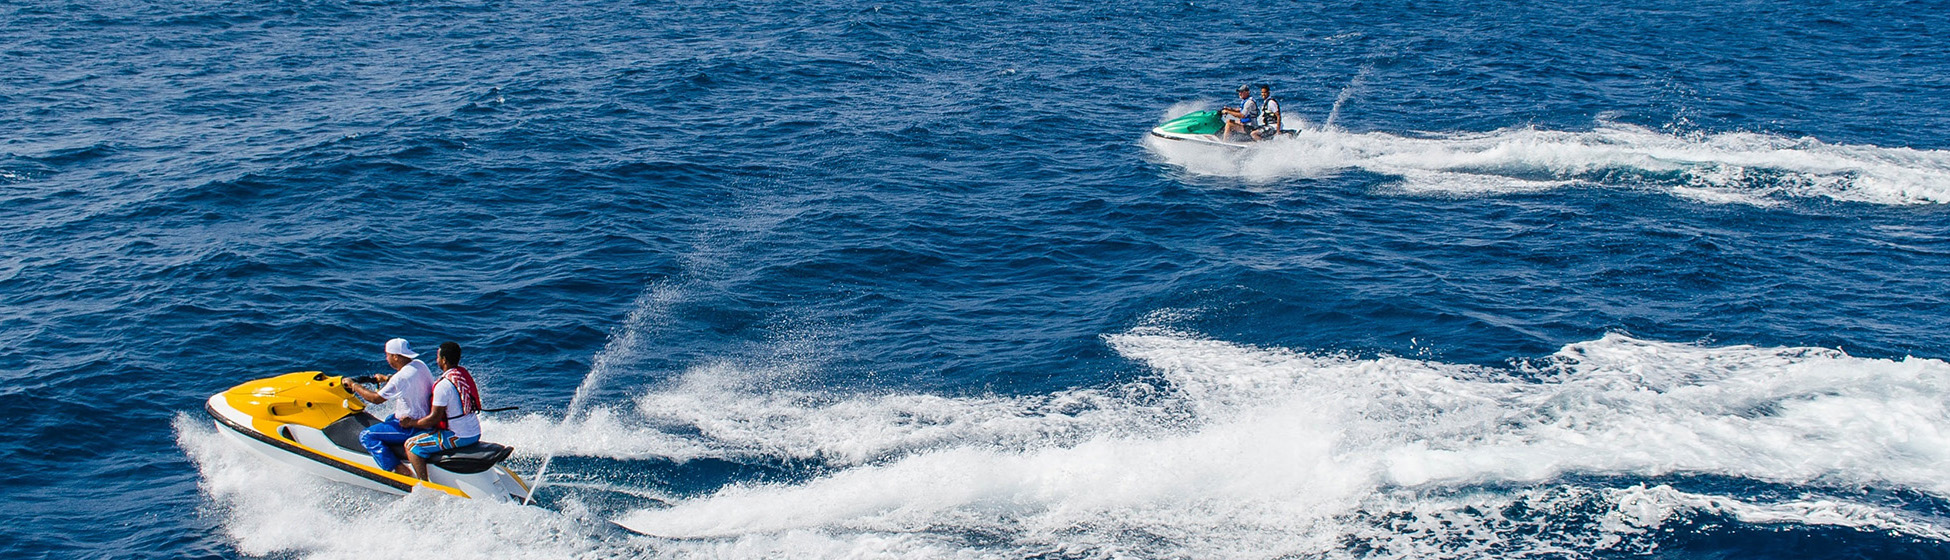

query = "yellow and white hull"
(204, 371), (529, 502)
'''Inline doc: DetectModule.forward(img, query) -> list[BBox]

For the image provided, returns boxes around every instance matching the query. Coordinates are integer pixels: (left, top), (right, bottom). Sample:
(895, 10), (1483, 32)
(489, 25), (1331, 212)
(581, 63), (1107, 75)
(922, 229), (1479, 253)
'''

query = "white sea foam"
(492, 359), (1161, 465)
(1111, 329), (1950, 492)
(610, 330), (1950, 555)
(1147, 121), (1950, 205)
(174, 415), (626, 559)
(187, 330), (1950, 558)
(1611, 484), (1950, 541)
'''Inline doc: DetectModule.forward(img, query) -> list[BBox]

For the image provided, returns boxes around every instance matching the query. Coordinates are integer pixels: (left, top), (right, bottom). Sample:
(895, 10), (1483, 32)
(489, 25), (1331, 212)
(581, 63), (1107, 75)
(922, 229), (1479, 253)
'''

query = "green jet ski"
(1148, 110), (1294, 148)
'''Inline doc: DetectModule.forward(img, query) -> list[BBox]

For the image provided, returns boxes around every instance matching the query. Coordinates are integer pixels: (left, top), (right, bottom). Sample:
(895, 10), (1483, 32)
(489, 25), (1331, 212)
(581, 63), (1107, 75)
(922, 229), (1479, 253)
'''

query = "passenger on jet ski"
(1219, 84), (1261, 141)
(400, 342), (485, 482)
(343, 338), (436, 476)
(1250, 84), (1282, 141)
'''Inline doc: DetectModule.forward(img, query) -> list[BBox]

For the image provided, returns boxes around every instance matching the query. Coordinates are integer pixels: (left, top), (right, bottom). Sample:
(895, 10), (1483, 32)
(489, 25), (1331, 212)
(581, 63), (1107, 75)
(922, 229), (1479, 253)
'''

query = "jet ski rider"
(343, 338), (436, 477)
(1219, 84), (1260, 141)
(399, 341), (486, 482)
(1250, 84), (1282, 141)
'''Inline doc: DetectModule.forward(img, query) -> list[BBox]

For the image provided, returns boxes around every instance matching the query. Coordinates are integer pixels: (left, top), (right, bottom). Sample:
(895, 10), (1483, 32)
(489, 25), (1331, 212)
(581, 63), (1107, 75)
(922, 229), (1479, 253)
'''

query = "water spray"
(1324, 65), (1371, 131)
(525, 285), (677, 505)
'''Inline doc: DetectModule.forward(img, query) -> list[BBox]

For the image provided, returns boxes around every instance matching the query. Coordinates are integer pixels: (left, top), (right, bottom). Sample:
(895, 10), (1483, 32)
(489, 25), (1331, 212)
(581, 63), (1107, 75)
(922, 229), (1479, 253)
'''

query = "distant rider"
(1250, 84), (1282, 141)
(1219, 84), (1260, 141)
(401, 341), (485, 482)
(343, 338), (435, 477)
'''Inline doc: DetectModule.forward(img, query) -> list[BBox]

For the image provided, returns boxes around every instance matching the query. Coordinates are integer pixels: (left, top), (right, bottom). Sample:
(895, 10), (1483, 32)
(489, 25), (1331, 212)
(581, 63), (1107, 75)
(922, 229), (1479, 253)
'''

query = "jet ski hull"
(1148, 128), (1251, 148)
(204, 371), (529, 502)
(1149, 110), (1250, 148)
(1148, 109), (1294, 148)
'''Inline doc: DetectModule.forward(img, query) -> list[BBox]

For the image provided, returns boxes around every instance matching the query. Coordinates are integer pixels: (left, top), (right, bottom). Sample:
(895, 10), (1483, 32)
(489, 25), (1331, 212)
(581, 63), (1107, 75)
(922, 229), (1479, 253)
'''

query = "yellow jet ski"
(204, 371), (530, 502)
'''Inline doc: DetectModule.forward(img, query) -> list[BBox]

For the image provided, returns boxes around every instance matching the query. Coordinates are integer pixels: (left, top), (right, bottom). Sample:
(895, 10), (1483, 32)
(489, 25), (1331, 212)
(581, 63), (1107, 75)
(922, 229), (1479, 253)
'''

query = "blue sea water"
(5, 0), (1950, 557)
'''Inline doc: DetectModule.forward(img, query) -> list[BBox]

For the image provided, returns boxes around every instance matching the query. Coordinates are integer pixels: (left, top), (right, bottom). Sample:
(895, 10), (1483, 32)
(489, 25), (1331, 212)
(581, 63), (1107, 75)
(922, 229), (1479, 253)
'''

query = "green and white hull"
(1148, 109), (1299, 148)
(1146, 110), (1249, 148)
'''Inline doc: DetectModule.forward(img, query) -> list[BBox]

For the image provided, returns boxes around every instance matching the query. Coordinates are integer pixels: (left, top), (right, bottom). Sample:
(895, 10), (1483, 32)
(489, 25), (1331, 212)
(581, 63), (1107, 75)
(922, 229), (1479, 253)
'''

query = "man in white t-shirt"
(402, 341), (485, 481)
(344, 338), (436, 476)
(1250, 84), (1283, 141)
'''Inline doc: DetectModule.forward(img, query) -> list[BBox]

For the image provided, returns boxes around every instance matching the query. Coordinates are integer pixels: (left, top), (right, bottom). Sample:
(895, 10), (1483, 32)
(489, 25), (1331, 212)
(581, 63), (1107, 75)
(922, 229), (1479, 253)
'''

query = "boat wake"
(182, 330), (1950, 558)
(1146, 121), (1950, 206)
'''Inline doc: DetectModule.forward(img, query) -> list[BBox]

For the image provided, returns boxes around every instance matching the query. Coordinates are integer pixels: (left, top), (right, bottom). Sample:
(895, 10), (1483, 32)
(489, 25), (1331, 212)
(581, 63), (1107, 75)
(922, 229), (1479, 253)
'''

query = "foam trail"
(187, 394), (1950, 560)
(1112, 329), (1950, 492)
(613, 330), (1950, 557)
(1148, 120), (1950, 205)
(1612, 484), (1950, 541)
(183, 329), (1950, 557)
(489, 359), (1155, 465)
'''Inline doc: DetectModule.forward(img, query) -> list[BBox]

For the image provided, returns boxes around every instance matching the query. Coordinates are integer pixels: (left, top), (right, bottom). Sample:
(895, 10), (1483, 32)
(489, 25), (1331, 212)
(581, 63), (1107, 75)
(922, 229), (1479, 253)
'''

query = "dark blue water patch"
(1652, 522), (1950, 560)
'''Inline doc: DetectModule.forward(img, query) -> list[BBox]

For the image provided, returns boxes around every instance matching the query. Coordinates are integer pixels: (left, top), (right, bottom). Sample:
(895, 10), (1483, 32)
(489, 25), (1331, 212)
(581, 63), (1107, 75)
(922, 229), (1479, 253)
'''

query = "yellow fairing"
(219, 370), (366, 431)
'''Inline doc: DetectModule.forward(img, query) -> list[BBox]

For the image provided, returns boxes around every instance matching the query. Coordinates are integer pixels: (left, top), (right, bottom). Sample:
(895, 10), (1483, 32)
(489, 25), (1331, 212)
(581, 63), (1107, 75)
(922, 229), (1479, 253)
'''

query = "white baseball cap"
(384, 338), (419, 358)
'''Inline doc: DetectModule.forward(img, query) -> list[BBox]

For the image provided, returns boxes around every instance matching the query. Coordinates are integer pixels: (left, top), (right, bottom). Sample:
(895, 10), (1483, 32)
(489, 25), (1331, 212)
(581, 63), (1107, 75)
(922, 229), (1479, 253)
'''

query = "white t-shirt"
(430, 378), (482, 439)
(375, 359), (434, 422)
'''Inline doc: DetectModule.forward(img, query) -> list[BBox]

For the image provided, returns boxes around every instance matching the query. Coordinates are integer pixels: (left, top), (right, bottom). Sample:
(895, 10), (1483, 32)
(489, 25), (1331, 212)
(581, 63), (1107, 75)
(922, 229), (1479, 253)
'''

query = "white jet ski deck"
(205, 371), (530, 502)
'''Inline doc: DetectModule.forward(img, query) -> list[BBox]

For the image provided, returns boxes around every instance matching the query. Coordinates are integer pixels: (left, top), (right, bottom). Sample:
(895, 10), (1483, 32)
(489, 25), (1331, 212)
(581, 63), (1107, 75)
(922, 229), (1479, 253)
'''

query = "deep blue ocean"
(6, 0), (1950, 557)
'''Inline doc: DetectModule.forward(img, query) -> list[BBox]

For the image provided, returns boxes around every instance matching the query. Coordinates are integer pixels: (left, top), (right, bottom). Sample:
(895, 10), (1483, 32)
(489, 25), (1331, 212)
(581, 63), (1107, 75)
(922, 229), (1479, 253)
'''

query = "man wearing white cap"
(344, 338), (436, 476)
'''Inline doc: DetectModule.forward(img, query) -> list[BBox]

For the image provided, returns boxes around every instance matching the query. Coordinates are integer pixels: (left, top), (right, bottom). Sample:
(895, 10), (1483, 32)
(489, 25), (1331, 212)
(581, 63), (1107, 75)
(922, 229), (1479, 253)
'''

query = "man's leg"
(359, 417), (418, 476)
(406, 432), (435, 482)
(406, 431), (478, 482)
(1227, 120), (1255, 141)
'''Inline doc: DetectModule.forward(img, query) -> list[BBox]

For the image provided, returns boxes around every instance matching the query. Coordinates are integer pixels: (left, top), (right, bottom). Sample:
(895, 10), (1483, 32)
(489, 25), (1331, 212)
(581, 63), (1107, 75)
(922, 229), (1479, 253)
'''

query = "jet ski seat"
(320, 412), (513, 474)
(323, 412), (383, 452)
(427, 442), (514, 474)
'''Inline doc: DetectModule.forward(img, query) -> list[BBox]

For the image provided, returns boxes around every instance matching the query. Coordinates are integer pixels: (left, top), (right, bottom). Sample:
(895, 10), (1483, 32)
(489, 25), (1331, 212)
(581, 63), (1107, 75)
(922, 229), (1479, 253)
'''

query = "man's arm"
(344, 374), (392, 404)
(402, 405), (448, 430)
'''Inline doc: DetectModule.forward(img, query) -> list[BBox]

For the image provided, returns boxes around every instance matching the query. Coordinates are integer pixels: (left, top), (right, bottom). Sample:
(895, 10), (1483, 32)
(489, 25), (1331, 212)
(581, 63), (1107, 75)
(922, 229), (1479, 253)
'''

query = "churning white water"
(1147, 121), (1950, 205)
(179, 328), (1950, 558)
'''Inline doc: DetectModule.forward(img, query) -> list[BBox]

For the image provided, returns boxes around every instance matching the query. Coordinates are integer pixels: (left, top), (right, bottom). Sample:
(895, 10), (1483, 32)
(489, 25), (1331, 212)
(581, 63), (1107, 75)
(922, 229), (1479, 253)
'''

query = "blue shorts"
(407, 430), (480, 458)
(359, 417), (426, 471)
